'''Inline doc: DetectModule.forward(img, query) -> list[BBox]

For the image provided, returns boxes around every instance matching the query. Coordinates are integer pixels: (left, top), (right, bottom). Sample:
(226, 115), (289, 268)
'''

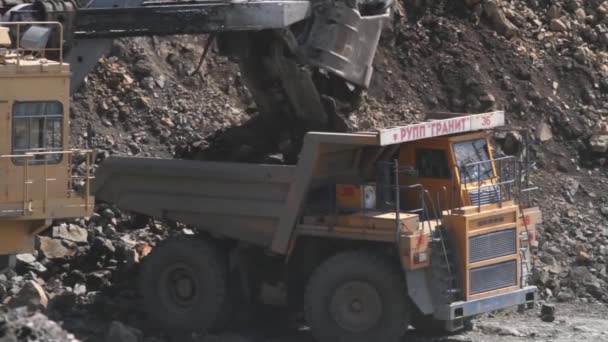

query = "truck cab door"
(399, 144), (454, 215)
(3, 101), (68, 214)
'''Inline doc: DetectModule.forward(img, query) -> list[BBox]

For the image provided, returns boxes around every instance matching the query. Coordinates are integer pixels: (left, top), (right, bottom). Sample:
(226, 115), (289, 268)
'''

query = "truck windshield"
(453, 139), (494, 183)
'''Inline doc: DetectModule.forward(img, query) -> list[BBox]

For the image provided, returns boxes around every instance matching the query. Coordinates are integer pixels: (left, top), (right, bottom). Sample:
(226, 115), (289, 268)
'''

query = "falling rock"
(37, 237), (75, 259)
(550, 18), (568, 32)
(537, 122), (553, 142)
(104, 321), (143, 342)
(10, 280), (49, 310)
(590, 134), (608, 153)
(52, 224), (88, 244)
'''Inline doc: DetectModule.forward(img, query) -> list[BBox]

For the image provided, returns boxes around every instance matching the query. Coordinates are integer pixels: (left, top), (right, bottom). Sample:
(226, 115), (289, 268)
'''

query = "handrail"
(0, 149), (94, 215)
(0, 21), (64, 67)
(454, 154), (538, 211)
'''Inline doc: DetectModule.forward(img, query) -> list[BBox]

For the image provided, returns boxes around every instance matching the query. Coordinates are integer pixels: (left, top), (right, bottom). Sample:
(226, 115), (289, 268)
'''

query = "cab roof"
(305, 111), (505, 147)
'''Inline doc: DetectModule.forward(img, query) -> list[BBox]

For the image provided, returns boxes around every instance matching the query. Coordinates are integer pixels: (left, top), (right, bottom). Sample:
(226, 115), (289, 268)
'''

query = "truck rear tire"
(304, 251), (410, 342)
(139, 237), (226, 333)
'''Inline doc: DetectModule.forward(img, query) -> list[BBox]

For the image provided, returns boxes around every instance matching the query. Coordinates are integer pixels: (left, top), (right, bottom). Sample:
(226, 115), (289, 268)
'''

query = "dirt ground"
(180, 303), (608, 342)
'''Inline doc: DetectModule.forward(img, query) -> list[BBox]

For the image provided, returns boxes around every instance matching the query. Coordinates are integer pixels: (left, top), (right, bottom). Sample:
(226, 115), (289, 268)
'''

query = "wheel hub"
(329, 281), (383, 333)
(160, 264), (200, 309)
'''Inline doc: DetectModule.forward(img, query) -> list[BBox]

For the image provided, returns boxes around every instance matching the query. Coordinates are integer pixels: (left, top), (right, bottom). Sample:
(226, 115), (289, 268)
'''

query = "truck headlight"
(363, 185), (376, 209)
(415, 252), (428, 263)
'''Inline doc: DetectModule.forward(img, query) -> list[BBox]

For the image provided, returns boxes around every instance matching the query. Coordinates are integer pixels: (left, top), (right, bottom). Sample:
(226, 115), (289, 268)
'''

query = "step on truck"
(94, 110), (541, 341)
(0, 22), (94, 270)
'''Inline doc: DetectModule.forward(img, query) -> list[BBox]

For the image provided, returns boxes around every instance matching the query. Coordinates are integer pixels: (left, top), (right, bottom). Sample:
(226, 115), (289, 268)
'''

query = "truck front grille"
(469, 186), (501, 206)
(469, 228), (516, 263)
(470, 260), (517, 295)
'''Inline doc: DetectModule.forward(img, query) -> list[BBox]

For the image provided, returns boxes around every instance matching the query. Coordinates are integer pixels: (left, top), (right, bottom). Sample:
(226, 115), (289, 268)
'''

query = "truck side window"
(12, 101), (63, 164)
(415, 149), (449, 178)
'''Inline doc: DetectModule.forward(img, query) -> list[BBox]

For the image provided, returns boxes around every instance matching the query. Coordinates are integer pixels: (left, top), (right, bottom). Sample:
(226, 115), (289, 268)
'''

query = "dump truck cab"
(400, 131), (499, 210)
(0, 22), (94, 262)
(296, 111), (540, 331)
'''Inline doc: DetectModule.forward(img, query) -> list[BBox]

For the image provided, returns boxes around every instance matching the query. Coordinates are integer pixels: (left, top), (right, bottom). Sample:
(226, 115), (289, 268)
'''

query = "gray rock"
(105, 321), (142, 342)
(10, 280), (48, 311)
(483, 0), (518, 38)
(478, 323), (525, 336)
(547, 5), (561, 19)
(15, 254), (36, 264)
(557, 291), (574, 302)
(37, 237), (75, 260)
(73, 283), (87, 296)
(101, 208), (116, 220)
(550, 18), (568, 32)
(575, 8), (586, 22)
(540, 303), (556, 322)
(565, 178), (580, 196)
(52, 224), (88, 244)
(537, 122), (553, 142)
(590, 134), (608, 153)
(94, 237), (116, 254)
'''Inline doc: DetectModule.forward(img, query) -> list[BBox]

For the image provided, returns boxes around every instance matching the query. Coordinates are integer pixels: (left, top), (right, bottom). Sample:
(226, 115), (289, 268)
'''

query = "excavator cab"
(0, 22), (94, 259)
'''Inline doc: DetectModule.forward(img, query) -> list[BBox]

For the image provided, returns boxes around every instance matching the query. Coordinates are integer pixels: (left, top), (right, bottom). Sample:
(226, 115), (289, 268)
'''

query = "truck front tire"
(139, 237), (226, 333)
(304, 251), (410, 342)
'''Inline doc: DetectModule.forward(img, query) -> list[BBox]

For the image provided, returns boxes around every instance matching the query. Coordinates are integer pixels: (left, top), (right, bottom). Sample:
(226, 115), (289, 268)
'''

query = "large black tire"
(304, 251), (411, 342)
(139, 237), (226, 333)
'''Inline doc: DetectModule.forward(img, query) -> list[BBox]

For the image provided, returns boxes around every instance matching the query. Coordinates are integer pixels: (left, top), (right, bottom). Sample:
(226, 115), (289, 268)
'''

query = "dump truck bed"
(93, 112), (505, 254)
(93, 157), (297, 247)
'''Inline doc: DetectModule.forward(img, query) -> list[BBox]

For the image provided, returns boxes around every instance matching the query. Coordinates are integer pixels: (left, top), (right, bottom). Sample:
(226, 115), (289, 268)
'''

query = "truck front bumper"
(434, 286), (537, 330)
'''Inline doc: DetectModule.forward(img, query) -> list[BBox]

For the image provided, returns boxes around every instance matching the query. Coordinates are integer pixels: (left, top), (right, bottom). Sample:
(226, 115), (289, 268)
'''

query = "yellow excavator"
(0, 22), (93, 269)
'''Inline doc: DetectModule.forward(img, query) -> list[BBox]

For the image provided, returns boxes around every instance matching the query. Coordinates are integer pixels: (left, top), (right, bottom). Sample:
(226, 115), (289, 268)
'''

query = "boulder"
(52, 224), (88, 244)
(104, 321), (142, 342)
(37, 237), (75, 260)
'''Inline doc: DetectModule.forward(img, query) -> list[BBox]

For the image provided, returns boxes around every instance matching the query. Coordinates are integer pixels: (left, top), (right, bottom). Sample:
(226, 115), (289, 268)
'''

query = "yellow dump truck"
(0, 22), (94, 268)
(0, 20), (540, 342)
(94, 111), (541, 341)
